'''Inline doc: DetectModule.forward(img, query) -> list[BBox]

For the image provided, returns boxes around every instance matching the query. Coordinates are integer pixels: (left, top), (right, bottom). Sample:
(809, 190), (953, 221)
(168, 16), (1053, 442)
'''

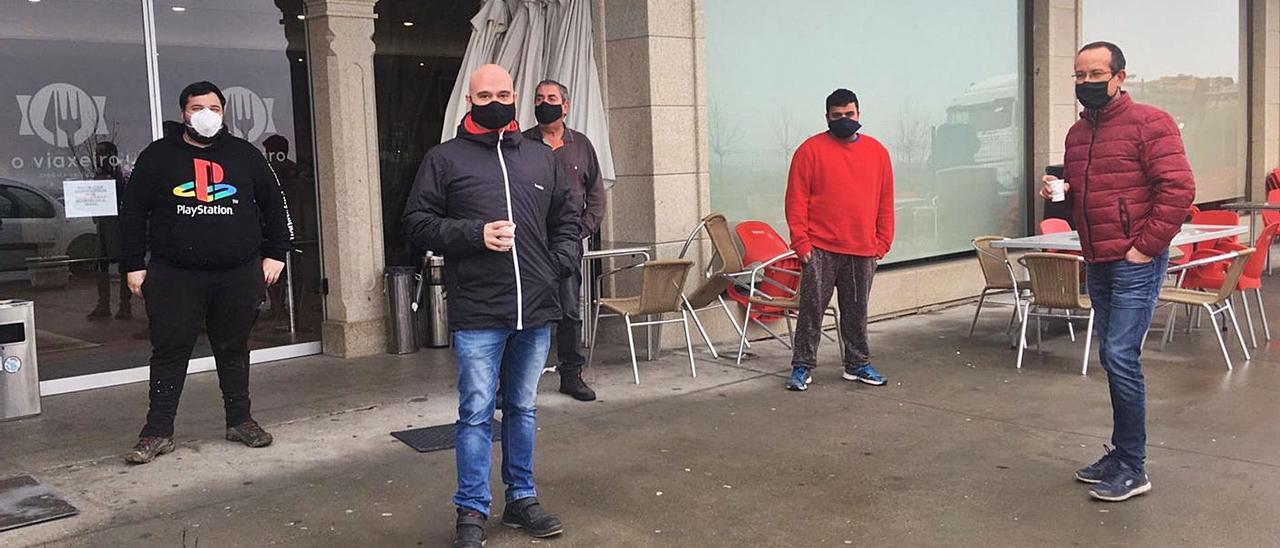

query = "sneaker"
(501, 497), (563, 538)
(226, 419), (274, 448)
(559, 371), (597, 401)
(785, 366), (812, 391)
(87, 305), (112, 320)
(125, 436), (176, 464)
(1089, 461), (1152, 502)
(1074, 445), (1119, 484)
(843, 363), (887, 386)
(453, 509), (487, 548)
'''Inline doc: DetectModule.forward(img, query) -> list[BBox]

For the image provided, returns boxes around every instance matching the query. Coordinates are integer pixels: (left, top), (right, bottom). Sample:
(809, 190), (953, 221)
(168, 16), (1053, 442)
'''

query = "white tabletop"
(990, 224), (1248, 251)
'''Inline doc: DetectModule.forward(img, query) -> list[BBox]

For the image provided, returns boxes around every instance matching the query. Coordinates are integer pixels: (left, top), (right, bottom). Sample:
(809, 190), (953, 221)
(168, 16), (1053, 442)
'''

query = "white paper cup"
(1048, 178), (1066, 202)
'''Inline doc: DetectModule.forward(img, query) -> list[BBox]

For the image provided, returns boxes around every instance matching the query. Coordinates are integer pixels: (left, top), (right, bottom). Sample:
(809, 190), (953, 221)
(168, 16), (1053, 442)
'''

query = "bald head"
(468, 64), (515, 107)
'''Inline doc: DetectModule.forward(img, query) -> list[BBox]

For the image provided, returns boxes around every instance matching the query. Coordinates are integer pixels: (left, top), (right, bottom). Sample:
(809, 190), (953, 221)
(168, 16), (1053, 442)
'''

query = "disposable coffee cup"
(1048, 178), (1065, 202)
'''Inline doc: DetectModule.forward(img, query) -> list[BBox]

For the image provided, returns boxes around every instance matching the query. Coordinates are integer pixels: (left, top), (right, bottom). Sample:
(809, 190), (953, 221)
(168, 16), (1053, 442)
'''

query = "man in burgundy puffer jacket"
(1039, 41), (1195, 503)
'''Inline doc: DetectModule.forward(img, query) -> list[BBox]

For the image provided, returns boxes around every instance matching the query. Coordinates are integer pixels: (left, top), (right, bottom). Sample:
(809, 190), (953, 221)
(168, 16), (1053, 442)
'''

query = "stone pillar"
(1249, 0), (1280, 200)
(598, 0), (711, 345)
(1031, 0), (1081, 223)
(305, 0), (387, 357)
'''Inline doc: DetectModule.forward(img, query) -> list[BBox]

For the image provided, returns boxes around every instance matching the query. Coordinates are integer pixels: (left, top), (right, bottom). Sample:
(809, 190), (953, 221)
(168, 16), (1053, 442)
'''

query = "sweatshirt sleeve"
(876, 147), (896, 258)
(402, 151), (487, 257)
(1134, 111), (1196, 258)
(119, 148), (156, 273)
(253, 152), (295, 262)
(547, 158), (583, 278)
(785, 144), (813, 257)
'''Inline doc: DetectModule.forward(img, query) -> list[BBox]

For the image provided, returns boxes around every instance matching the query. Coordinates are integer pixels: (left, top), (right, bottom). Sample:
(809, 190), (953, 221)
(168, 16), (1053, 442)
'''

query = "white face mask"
(188, 108), (223, 138)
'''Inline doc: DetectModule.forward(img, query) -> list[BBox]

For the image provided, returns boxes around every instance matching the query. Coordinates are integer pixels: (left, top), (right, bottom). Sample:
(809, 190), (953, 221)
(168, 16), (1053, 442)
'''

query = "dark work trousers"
(139, 260), (264, 438)
(94, 261), (131, 311)
(555, 263), (585, 375)
(791, 248), (877, 369)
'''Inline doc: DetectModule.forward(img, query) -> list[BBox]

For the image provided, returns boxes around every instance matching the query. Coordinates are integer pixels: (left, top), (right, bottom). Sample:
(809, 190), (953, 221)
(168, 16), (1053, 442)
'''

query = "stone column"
(1249, 0), (1280, 200)
(597, 0), (711, 345)
(305, 0), (387, 357)
(1031, 0), (1081, 223)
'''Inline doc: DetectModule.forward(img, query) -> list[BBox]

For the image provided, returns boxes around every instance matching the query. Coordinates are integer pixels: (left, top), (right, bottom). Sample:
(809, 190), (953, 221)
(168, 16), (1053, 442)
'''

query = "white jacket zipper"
(496, 129), (524, 330)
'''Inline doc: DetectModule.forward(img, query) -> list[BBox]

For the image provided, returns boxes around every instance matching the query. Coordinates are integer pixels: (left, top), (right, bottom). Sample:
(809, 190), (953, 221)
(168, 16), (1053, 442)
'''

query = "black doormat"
(391, 420), (502, 453)
(0, 475), (79, 533)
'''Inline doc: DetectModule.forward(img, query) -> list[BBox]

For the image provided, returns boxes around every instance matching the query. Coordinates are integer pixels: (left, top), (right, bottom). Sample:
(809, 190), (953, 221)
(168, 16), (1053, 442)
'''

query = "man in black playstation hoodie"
(119, 81), (294, 465)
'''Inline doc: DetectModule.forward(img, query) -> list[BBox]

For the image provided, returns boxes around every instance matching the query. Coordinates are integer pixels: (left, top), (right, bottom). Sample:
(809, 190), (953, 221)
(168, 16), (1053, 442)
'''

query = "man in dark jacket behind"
(1040, 42), (1195, 502)
(524, 78), (607, 402)
(403, 64), (579, 548)
(120, 81), (294, 464)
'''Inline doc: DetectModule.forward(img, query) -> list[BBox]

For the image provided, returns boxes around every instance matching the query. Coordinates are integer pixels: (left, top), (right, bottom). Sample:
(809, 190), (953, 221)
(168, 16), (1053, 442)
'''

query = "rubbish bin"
(385, 266), (419, 355)
(414, 255), (450, 348)
(0, 300), (40, 421)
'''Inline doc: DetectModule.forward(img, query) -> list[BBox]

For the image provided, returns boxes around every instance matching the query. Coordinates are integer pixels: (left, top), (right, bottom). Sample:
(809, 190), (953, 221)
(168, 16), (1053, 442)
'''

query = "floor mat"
(0, 475), (79, 532)
(391, 421), (502, 453)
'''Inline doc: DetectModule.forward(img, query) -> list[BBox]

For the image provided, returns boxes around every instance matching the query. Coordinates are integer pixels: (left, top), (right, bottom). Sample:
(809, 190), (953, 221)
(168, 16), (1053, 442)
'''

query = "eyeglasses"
(1072, 70), (1113, 83)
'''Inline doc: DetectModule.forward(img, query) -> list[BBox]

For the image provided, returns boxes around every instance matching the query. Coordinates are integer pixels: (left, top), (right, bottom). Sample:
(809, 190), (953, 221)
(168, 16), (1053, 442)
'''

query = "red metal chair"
(1181, 223), (1279, 348)
(731, 221), (803, 320)
(1190, 210), (1241, 249)
(1039, 218), (1071, 235)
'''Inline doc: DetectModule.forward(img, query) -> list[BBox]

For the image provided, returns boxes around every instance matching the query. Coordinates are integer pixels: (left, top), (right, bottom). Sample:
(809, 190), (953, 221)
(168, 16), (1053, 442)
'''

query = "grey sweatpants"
(791, 248), (876, 369)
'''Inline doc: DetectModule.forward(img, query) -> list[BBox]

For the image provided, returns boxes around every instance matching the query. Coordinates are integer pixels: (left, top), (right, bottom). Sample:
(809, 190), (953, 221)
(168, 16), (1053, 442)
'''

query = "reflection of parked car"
(0, 178), (97, 272)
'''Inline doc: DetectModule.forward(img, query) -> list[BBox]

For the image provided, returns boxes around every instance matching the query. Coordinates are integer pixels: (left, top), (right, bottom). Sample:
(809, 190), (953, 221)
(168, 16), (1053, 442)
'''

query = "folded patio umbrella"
(443, 0), (617, 187)
(441, 0), (513, 142)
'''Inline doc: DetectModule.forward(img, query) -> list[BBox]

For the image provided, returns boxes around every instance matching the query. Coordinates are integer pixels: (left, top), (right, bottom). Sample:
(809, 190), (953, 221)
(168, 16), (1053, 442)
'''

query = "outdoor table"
(990, 224), (1247, 254)
(580, 240), (655, 358)
(1219, 201), (1278, 243)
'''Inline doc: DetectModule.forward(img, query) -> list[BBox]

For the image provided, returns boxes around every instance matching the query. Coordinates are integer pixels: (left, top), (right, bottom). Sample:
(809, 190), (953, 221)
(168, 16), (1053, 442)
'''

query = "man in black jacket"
(120, 81), (293, 465)
(403, 64), (579, 548)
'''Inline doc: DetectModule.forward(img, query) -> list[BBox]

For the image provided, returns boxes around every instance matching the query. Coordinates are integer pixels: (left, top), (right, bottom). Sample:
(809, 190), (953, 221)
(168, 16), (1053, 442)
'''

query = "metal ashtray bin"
(0, 300), (40, 421)
(386, 267), (420, 355)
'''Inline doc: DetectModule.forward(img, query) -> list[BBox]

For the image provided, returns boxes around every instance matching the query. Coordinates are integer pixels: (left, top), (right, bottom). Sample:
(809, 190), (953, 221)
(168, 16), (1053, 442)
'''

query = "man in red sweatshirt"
(783, 88), (894, 392)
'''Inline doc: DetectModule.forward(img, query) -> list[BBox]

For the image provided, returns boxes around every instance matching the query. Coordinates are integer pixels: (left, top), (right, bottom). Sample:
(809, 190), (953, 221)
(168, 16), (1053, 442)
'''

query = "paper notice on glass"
(62, 180), (118, 218)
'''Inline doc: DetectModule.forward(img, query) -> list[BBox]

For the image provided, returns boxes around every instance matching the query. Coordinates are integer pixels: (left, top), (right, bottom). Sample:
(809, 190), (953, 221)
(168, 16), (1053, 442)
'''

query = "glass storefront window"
(1, 0), (153, 380)
(0, 0), (322, 382)
(704, 0), (1027, 264)
(1082, 0), (1246, 203)
(154, 0), (322, 353)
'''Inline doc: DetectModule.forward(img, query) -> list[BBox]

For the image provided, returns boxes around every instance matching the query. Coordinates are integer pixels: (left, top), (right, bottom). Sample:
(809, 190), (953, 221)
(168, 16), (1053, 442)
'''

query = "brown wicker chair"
(1157, 248), (1254, 370)
(676, 213), (750, 358)
(1016, 253), (1095, 375)
(586, 259), (696, 384)
(970, 236), (1032, 344)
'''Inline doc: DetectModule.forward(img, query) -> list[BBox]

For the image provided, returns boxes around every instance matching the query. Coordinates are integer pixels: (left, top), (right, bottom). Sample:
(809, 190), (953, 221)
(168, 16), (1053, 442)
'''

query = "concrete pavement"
(3, 293), (1280, 547)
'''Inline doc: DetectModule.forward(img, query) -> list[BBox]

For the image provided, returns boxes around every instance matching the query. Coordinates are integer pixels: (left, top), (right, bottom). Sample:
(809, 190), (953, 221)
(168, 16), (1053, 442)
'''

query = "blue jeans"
(1085, 250), (1169, 473)
(453, 325), (551, 516)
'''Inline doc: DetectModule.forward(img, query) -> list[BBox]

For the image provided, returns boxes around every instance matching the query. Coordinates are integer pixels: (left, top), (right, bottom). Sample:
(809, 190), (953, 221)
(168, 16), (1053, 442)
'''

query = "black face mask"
(1075, 80), (1115, 110)
(471, 101), (516, 130)
(534, 102), (564, 125)
(828, 117), (861, 140)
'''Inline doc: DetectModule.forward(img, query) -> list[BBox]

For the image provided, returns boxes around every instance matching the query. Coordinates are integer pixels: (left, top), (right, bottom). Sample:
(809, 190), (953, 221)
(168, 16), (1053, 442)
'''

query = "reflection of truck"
(932, 73), (1020, 190)
(0, 178), (97, 272)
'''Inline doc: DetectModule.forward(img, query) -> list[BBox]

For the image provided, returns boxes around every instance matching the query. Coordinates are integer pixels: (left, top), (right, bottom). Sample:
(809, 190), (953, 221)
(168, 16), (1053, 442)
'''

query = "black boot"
(501, 497), (563, 538)
(559, 370), (596, 401)
(453, 509), (487, 548)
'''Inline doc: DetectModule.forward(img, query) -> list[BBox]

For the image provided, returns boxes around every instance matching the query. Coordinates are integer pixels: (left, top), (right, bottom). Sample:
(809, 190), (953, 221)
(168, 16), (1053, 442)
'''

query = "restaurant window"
(1082, 0), (1246, 203)
(704, 0), (1028, 264)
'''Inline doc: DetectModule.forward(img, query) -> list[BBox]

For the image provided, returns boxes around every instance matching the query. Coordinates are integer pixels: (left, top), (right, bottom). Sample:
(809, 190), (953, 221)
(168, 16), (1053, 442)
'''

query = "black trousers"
(555, 267), (585, 375)
(139, 261), (263, 438)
